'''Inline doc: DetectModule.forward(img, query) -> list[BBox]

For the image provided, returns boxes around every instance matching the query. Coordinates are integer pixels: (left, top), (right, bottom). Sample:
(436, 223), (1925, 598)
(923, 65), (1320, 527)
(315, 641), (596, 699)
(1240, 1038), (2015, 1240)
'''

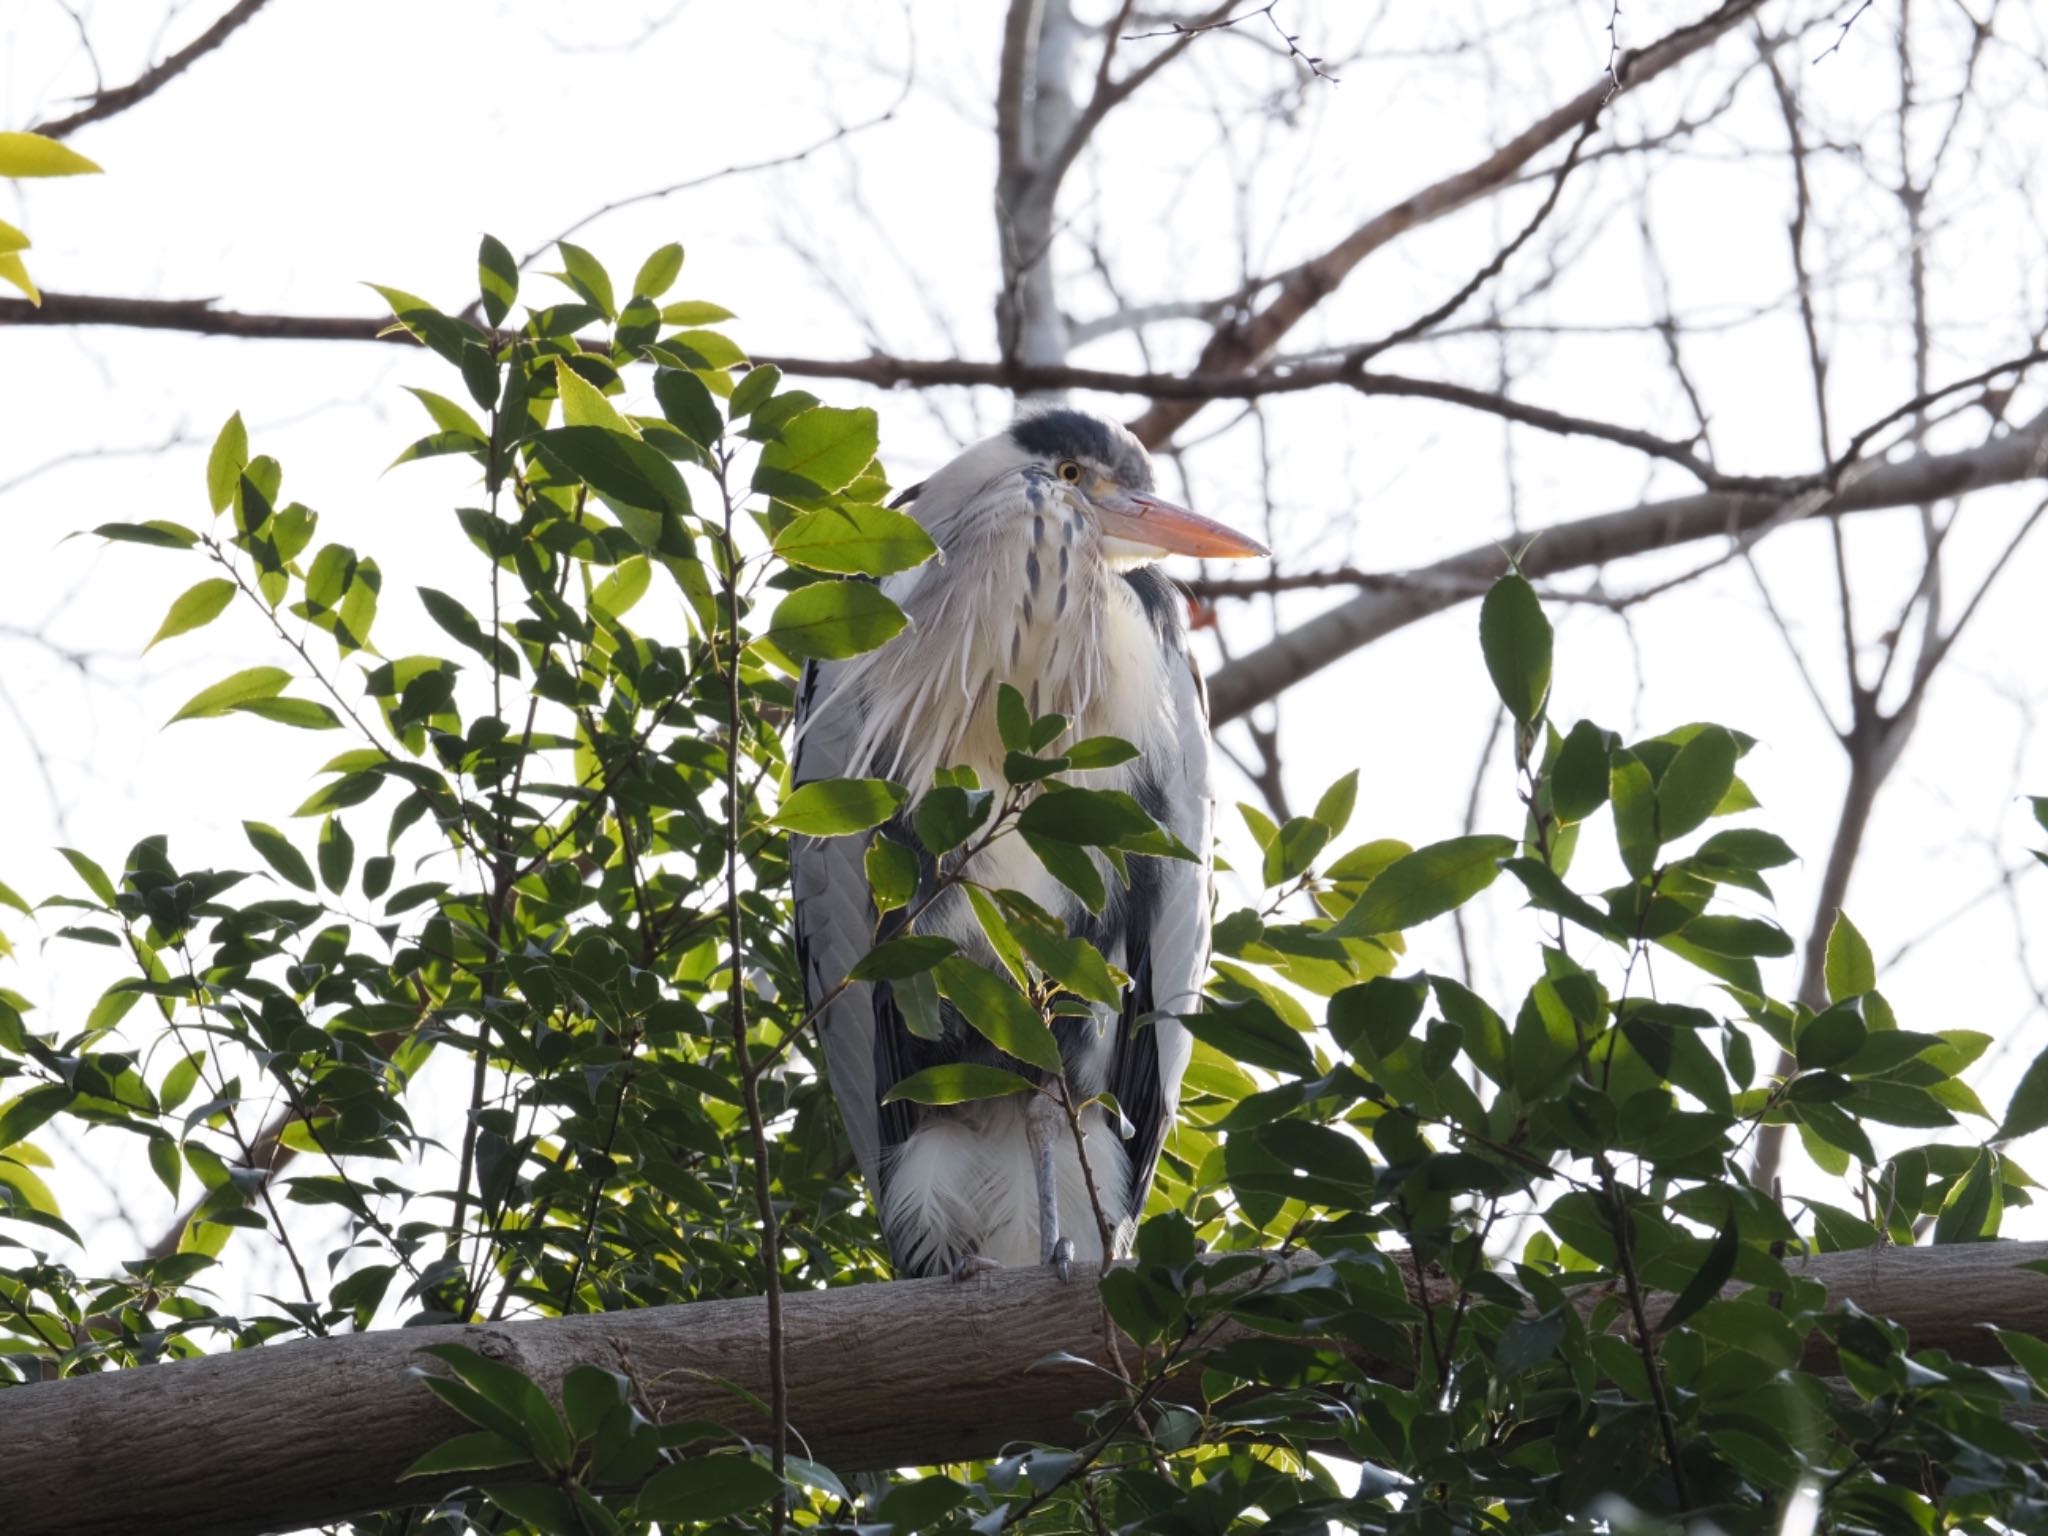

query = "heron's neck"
(841, 511), (1150, 791)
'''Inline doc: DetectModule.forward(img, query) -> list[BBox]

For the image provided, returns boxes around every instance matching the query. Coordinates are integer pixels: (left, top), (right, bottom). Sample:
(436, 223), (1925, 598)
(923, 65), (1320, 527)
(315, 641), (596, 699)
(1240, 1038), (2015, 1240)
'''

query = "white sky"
(2, 0), (2045, 1269)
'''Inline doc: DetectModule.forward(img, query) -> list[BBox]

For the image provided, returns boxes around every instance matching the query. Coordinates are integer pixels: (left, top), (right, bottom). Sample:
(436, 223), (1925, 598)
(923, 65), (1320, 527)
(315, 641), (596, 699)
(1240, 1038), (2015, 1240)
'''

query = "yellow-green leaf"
(146, 578), (236, 651)
(169, 666), (290, 724)
(0, 132), (102, 179)
(554, 358), (637, 436)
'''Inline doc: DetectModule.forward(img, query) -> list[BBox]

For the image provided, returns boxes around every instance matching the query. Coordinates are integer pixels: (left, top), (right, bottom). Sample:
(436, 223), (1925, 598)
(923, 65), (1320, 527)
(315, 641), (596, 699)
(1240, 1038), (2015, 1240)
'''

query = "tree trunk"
(5, 1244), (2046, 1536)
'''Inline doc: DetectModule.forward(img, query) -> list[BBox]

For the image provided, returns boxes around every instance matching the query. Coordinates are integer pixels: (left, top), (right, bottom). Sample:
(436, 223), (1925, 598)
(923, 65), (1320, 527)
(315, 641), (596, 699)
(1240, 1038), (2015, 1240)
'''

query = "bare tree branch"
(31, 0), (276, 140)
(1123, 0), (1770, 448)
(1204, 411), (2048, 723)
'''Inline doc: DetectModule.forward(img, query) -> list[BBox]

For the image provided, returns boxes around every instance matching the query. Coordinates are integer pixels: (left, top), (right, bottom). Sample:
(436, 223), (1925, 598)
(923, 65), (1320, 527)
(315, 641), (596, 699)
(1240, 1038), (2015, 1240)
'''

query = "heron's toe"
(952, 1253), (1002, 1283)
(1051, 1237), (1075, 1284)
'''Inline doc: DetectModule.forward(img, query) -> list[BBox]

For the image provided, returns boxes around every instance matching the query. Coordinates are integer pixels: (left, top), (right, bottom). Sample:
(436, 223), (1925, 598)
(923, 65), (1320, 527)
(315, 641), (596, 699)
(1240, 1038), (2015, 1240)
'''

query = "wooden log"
(4, 1243), (2045, 1536)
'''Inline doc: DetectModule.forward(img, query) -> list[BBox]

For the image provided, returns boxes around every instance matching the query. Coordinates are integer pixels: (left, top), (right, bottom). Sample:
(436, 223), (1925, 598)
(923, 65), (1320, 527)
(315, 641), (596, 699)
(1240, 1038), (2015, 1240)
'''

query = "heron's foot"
(952, 1253), (1001, 1283)
(1050, 1237), (1075, 1284)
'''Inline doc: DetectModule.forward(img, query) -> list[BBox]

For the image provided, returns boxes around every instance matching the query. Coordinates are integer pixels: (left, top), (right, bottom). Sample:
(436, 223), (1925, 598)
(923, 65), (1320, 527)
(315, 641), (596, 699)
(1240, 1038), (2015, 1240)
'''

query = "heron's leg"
(1024, 1091), (1075, 1282)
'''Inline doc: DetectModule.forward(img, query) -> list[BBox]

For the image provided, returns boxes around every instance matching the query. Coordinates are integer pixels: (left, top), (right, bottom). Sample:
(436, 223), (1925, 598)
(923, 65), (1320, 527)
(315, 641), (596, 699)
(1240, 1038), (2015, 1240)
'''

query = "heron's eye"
(1056, 460), (1083, 483)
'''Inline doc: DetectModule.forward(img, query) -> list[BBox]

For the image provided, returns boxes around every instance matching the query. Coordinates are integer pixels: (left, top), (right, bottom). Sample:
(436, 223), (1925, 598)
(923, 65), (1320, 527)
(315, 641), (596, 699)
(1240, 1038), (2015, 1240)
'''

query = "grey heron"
(790, 408), (1266, 1279)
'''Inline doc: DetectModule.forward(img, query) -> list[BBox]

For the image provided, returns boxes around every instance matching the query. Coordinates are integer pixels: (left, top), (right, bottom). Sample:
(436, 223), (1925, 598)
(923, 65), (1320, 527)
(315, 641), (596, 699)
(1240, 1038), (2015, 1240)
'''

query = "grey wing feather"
(789, 660), (887, 1197)
(1105, 647), (1212, 1235)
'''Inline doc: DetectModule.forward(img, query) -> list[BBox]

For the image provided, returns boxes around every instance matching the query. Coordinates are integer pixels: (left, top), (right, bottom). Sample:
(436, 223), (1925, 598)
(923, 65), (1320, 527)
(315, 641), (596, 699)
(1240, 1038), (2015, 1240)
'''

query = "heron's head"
(911, 407), (1268, 568)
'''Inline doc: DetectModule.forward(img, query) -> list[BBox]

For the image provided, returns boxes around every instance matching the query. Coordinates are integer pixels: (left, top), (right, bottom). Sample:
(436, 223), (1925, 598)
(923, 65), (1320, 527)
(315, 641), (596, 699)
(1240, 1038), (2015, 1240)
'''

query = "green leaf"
(1823, 911), (1875, 1003)
(0, 131), (102, 178)
(1327, 835), (1513, 938)
(590, 555), (651, 619)
(934, 957), (1061, 1073)
(206, 413), (249, 515)
(317, 817), (355, 895)
(997, 683), (1031, 753)
(535, 427), (689, 515)
(94, 520), (198, 548)
(402, 1431), (531, 1480)
(1262, 817), (1331, 887)
(753, 406), (880, 500)
(865, 838), (918, 913)
(1478, 573), (1552, 724)
(913, 786), (992, 855)
(231, 697), (340, 731)
(883, 1064), (1037, 1106)
(1064, 735), (1139, 771)
(765, 581), (907, 661)
(1932, 1149), (1999, 1243)
(653, 367), (721, 448)
(1694, 827), (1797, 871)
(777, 778), (906, 837)
(555, 240), (616, 318)
(1014, 927), (1121, 1007)
(1797, 998), (1867, 1071)
(1180, 999), (1315, 1078)
(404, 386), (486, 442)
(1655, 724), (1738, 844)
(554, 357), (635, 435)
(1678, 914), (1794, 958)
(660, 299), (735, 325)
(1312, 770), (1359, 838)
(632, 242), (685, 300)
(1610, 752), (1659, 879)
(638, 1456), (783, 1523)
(850, 936), (957, 982)
(477, 234), (518, 328)
(146, 578), (236, 651)
(0, 1085), (72, 1150)
(58, 847), (117, 905)
(1656, 1222), (1739, 1333)
(243, 821), (315, 891)
(1997, 1044), (2048, 1141)
(773, 502), (937, 577)
(168, 666), (290, 725)
(1022, 832), (1107, 913)
(1015, 787), (1157, 847)
(1552, 721), (1611, 823)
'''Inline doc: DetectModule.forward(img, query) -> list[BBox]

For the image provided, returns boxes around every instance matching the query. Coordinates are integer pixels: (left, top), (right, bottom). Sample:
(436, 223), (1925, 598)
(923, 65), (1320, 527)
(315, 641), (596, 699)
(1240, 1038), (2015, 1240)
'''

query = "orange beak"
(1095, 490), (1269, 560)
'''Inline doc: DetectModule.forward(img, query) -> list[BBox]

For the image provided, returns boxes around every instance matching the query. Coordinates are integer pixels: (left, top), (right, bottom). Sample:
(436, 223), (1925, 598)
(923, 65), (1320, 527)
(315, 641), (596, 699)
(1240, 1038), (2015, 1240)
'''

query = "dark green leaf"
(1655, 724), (1737, 844)
(913, 785), (992, 855)
(1798, 998), (1866, 1071)
(850, 936), (958, 982)
(1022, 832), (1106, 913)
(1997, 1044), (2048, 1141)
(1180, 999), (1315, 1077)
(317, 816), (354, 896)
(1656, 1222), (1738, 1333)
(1478, 573), (1552, 724)
(243, 821), (315, 891)
(535, 427), (690, 515)
(401, 1431), (531, 1480)
(1552, 721), (1611, 823)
